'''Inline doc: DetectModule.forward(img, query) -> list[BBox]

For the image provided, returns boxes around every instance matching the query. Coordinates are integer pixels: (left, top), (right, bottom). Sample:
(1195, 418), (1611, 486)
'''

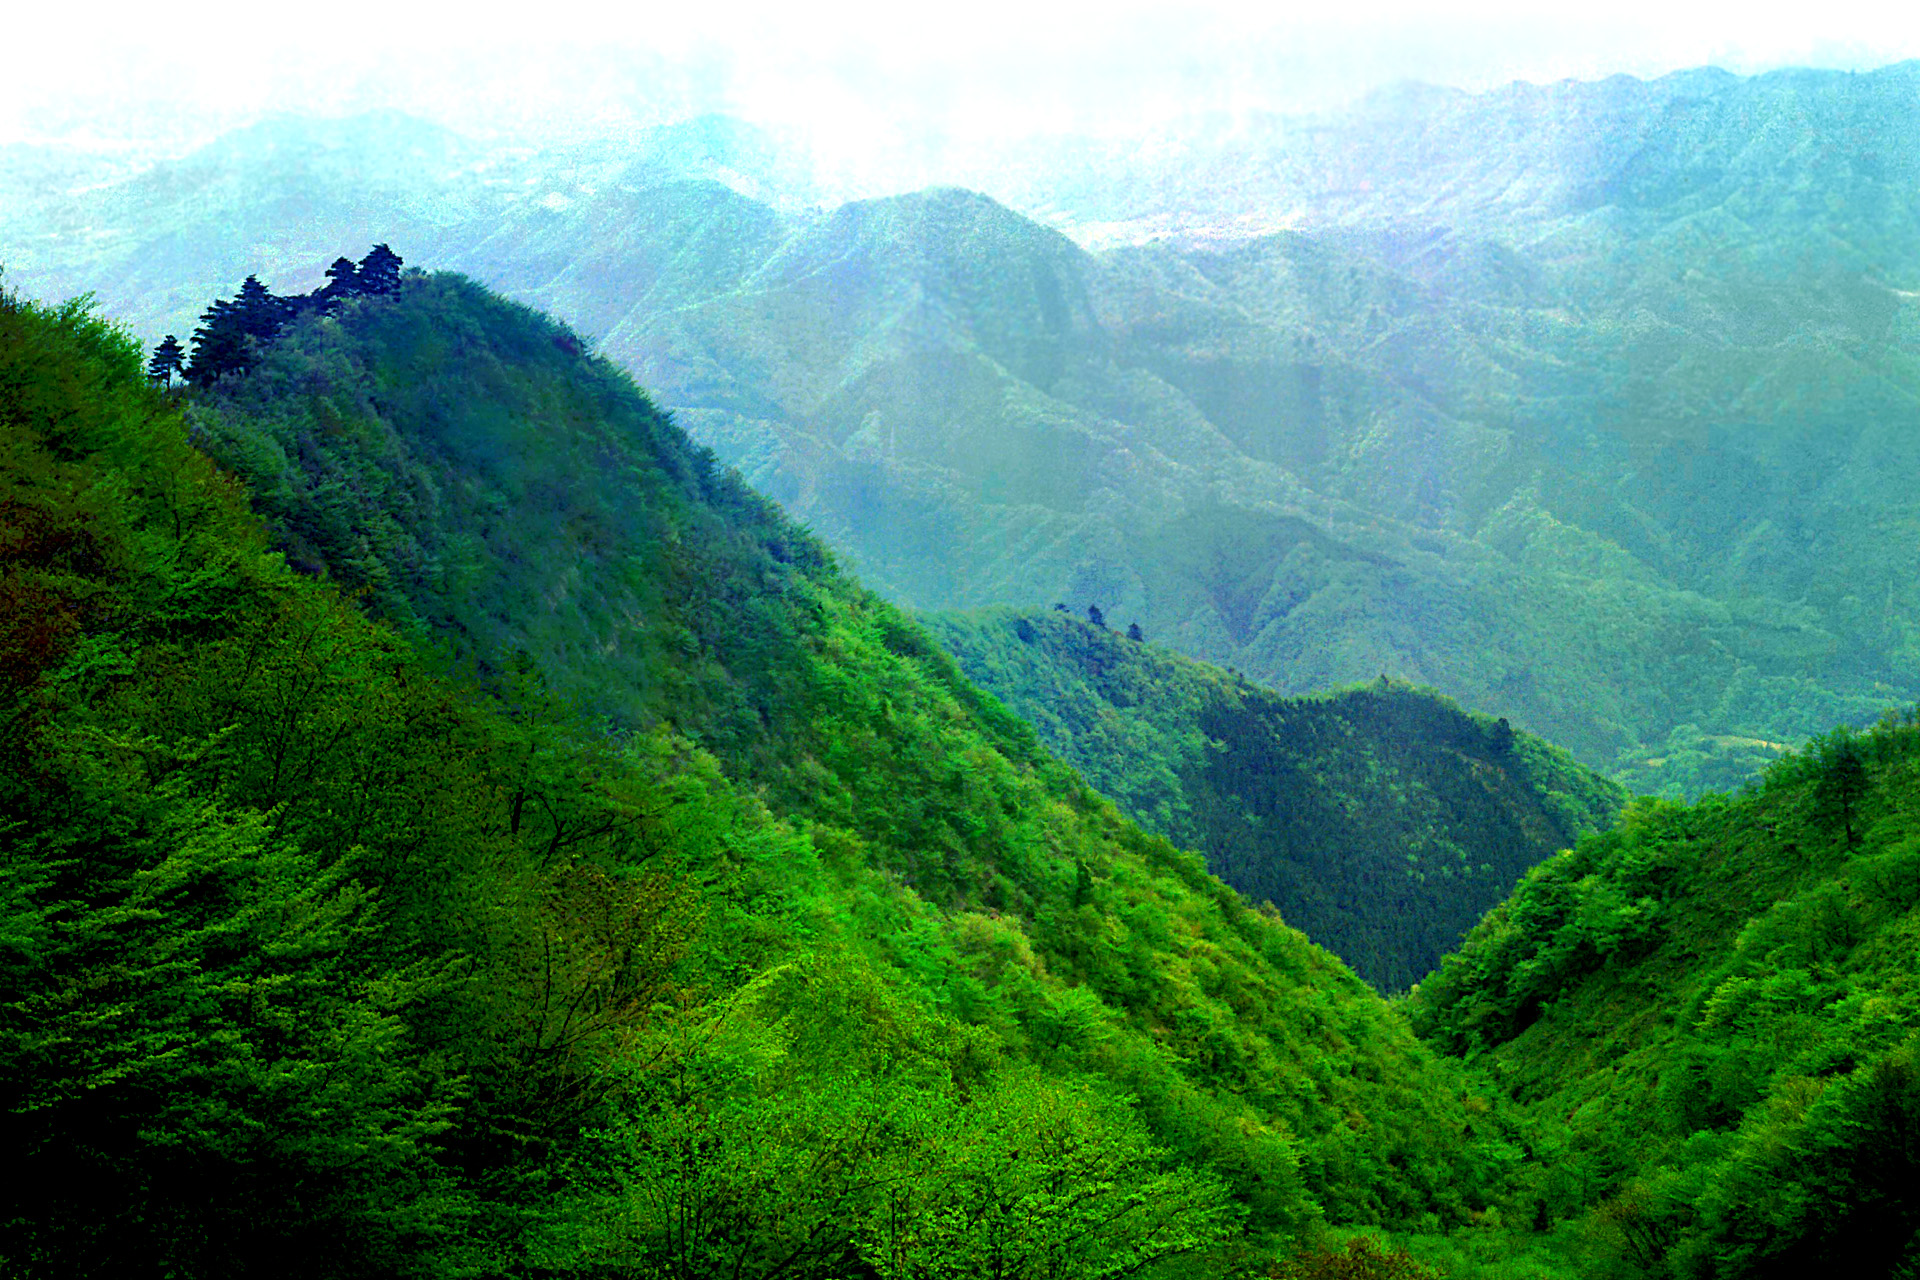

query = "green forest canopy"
(7, 260), (1919, 1279)
(3, 269), (1509, 1277)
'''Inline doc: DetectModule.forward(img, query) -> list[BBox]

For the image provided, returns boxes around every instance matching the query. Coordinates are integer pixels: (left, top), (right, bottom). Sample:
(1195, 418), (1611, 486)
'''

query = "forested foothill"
(926, 607), (1624, 993)
(5, 267), (1503, 1278)
(4, 256), (1918, 1279)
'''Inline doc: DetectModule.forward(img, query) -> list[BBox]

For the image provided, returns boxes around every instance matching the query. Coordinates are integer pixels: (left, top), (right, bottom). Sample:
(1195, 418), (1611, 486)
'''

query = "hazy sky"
(11, 0), (1920, 155)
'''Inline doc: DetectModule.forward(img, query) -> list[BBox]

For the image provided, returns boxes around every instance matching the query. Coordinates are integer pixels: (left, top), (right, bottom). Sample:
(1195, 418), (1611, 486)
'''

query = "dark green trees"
(1812, 727), (1870, 845)
(145, 334), (184, 385)
(359, 244), (403, 294)
(186, 275), (291, 385)
(181, 250), (407, 386)
(322, 255), (359, 299)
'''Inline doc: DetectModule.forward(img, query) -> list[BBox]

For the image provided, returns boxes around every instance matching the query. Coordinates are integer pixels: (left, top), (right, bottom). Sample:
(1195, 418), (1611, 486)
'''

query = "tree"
(321, 256), (360, 300)
(857, 1072), (1241, 1280)
(186, 276), (290, 385)
(359, 244), (404, 295)
(1811, 727), (1870, 846)
(146, 334), (185, 385)
(1087, 604), (1106, 628)
(1126, 622), (1144, 642)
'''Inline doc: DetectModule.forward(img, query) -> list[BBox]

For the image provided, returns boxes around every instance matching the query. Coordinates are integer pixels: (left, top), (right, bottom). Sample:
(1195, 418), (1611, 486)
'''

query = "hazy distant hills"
(0, 111), (819, 341)
(7, 65), (1920, 792)
(986, 63), (1918, 243)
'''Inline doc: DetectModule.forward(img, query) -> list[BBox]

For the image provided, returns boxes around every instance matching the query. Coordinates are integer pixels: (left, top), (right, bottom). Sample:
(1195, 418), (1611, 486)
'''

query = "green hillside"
(15, 73), (1920, 798)
(926, 607), (1625, 992)
(1, 271), (1527, 1274)
(1406, 719), (1920, 1276)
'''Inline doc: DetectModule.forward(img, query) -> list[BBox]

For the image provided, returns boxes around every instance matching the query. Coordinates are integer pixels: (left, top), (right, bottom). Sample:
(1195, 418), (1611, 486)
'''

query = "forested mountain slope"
(1407, 718), (1920, 1276)
(12, 67), (1920, 797)
(926, 607), (1624, 992)
(1, 268), (1546, 1273)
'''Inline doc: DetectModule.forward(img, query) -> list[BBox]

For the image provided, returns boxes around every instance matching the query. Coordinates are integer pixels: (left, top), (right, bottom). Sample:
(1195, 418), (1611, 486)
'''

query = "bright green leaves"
(1408, 713), (1920, 1276)
(539, 957), (1242, 1280)
(857, 1071), (1243, 1280)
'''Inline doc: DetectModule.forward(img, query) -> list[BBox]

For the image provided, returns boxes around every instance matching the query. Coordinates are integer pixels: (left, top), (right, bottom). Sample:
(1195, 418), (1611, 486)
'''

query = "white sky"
(9, 0), (1920, 155)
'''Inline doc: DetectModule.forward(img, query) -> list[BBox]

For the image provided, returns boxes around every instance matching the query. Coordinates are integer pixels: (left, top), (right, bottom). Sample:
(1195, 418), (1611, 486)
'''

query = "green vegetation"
(3, 273), (1519, 1275)
(17, 257), (1920, 1279)
(926, 607), (1624, 992)
(1407, 718), (1920, 1276)
(18, 75), (1920, 800)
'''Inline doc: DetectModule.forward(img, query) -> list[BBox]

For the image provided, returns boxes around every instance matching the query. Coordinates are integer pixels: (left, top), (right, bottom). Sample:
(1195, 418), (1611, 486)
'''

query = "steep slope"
(176, 268), (1525, 1241)
(613, 175), (1915, 788)
(1407, 719), (1920, 1277)
(926, 607), (1625, 992)
(19, 70), (1920, 798)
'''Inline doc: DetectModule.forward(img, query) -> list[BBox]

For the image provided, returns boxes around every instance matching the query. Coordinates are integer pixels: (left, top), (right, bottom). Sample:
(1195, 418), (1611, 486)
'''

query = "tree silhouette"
(1813, 728), (1870, 846)
(321, 256), (360, 300)
(1087, 604), (1106, 628)
(146, 335), (185, 386)
(359, 244), (403, 295)
(1127, 622), (1144, 642)
(186, 276), (291, 386)
(186, 297), (243, 386)
(233, 276), (290, 340)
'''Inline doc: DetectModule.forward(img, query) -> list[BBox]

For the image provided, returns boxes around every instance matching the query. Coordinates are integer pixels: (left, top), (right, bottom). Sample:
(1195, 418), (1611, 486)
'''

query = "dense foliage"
(926, 608), (1624, 992)
(1407, 718), (1920, 1277)
(1, 275), (1523, 1274)
(183, 245), (403, 385)
(921, 610), (1628, 990)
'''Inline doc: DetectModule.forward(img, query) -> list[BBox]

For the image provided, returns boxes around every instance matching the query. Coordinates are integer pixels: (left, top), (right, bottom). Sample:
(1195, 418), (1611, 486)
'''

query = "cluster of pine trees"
(145, 244), (402, 387)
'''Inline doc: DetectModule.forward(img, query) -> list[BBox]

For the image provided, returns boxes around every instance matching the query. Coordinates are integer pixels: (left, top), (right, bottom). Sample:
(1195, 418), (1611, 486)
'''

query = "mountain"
(3, 110), (496, 337)
(1406, 716), (1920, 1276)
(926, 607), (1625, 992)
(0, 111), (817, 346)
(613, 170), (1916, 790)
(0, 265), (1544, 1273)
(11, 250), (1918, 1278)
(11, 72), (1920, 797)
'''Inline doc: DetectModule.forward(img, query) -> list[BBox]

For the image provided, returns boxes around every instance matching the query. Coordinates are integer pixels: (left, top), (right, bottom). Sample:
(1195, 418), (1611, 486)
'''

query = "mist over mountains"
(15, 46), (1920, 1273)
(8, 61), (1920, 793)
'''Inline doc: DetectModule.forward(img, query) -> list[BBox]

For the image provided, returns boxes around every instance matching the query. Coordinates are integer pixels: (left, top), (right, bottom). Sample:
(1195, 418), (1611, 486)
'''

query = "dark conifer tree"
(186, 277), (291, 386)
(358, 244), (403, 295)
(1087, 604), (1106, 628)
(1127, 622), (1144, 642)
(1814, 729), (1870, 845)
(233, 276), (291, 342)
(146, 335), (186, 386)
(321, 256), (360, 300)
(186, 296), (242, 386)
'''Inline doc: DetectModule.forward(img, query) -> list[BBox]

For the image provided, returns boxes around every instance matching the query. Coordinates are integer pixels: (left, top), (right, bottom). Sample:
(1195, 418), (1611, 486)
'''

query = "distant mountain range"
(8, 64), (1920, 793)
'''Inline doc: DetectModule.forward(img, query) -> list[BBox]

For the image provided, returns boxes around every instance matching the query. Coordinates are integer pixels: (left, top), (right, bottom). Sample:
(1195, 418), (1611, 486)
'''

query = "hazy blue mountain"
(9, 71), (1920, 793)
(0, 110), (816, 343)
